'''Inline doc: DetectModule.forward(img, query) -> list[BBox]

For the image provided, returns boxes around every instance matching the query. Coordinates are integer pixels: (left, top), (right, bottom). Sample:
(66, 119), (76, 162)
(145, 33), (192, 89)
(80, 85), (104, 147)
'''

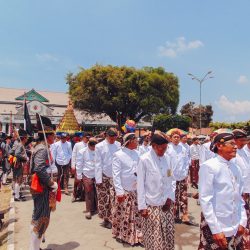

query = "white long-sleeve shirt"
(138, 144), (151, 156)
(167, 143), (189, 180)
(46, 143), (58, 174)
(76, 147), (95, 179)
(179, 142), (191, 166)
(53, 140), (72, 165)
(71, 141), (88, 168)
(232, 148), (250, 193)
(190, 144), (201, 160)
(200, 141), (215, 164)
(199, 155), (247, 237)
(112, 147), (138, 196)
(137, 148), (187, 210)
(244, 144), (250, 158)
(95, 139), (121, 184)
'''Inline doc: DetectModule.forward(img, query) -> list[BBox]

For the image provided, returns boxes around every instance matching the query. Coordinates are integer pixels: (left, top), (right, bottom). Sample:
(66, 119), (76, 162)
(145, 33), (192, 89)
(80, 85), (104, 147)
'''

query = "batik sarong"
(82, 175), (97, 213)
(56, 162), (70, 190)
(112, 190), (143, 245)
(96, 174), (115, 222)
(241, 194), (250, 249)
(190, 159), (199, 186)
(31, 188), (50, 239)
(49, 175), (58, 212)
(198, 213), (243, 250)
(175, 178), (188, 219)
(142, 203), (174, 250)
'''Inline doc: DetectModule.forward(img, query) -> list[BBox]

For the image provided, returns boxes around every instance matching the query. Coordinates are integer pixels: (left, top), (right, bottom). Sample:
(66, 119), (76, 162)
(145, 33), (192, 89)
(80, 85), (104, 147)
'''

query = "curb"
(7, 196), (15, 250)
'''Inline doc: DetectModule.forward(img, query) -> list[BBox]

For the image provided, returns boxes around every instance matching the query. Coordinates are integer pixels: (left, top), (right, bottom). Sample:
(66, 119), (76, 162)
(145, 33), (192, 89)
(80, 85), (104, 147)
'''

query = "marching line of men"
(70, 127), (250, 249)
(1, 124), (250, 250)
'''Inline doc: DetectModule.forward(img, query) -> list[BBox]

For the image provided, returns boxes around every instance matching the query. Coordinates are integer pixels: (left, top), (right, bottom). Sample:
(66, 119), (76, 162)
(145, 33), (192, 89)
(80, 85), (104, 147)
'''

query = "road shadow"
(1, 218), (17, 231)
(0, 231), (13, 246)
(46, 241), (80, 249)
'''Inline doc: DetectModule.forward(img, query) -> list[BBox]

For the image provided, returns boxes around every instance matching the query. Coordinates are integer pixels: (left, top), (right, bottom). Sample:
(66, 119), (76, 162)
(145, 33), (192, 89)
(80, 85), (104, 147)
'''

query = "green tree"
(153, 114), (191, 132)
(180, 102), (213, 128)
(209, 120), (250, 134)
(67, 65), (179, 126)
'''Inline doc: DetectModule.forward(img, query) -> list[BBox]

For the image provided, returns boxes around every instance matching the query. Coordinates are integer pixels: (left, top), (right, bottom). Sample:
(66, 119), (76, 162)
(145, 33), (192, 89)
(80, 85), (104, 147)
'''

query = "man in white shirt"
(167, 131), (190, 224)
(95, 128), (121, 229)
(198, 133), (247, 249)
(112, 133), (142, 246)
(232, 129), (250, 249)
(180, 134), (191, 165)
(138, 133), (151, 156)
(244, 140), (250, 157)
(190, 137), (201, 189)
(199, 132), (217, 165)
(137, 131), (188, 250)
(76, 137), (98, 220)
(53, 132), (72, 195)
(71, 132), (90, 202)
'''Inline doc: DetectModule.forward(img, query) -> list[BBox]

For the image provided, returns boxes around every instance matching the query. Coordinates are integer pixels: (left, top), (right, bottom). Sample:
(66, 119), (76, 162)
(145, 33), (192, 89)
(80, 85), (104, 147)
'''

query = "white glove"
(51, 182), (58, 192)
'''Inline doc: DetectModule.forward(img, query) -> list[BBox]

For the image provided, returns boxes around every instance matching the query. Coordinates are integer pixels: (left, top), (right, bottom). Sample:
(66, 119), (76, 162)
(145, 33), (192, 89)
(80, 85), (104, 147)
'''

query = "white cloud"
(158, 37), (204, 58)
(237, 75), (249, 84)
(217, 95), (250, 116)
(36, 53), (59, 62)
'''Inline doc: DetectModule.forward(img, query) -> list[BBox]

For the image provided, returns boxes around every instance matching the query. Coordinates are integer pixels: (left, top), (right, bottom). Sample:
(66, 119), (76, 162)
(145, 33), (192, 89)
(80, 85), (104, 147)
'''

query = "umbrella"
(166, 128), (188, 136)
(214, 128), (232, 134)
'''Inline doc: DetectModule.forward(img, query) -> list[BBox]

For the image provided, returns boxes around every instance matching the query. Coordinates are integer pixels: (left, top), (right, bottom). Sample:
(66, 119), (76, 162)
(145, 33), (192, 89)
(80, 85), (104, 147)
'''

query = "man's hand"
(236, 225), (246, 237)
(117, 195), (125, 203)
(140, 209), (149, 218)
(96, 183), (102, 188)
(212, 232), (227, 249)
(162, 198), (173, 212)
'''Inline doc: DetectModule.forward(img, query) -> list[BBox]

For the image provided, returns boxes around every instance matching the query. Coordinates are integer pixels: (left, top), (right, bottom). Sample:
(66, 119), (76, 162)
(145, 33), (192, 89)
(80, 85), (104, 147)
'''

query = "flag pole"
(23, 92), (27, 130)
(37, 114), (52, 168)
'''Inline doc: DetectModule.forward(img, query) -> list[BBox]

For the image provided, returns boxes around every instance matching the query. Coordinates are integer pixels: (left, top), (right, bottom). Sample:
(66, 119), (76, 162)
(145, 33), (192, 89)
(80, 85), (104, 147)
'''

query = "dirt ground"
(0, 184), (12, 250)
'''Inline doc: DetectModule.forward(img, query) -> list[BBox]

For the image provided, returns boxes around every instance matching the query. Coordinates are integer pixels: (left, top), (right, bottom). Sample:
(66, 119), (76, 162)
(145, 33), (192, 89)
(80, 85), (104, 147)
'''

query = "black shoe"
(182, 220), (199, 226)
(174, 218), (182, 224)
(116, 238), (124, 244)
(14, 198), (23, 202)
(103, 220), (112, 229)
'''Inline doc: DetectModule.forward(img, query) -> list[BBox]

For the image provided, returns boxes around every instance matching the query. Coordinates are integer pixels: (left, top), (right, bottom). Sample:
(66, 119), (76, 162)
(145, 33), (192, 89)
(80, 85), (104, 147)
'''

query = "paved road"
(14, 179), (200, 250)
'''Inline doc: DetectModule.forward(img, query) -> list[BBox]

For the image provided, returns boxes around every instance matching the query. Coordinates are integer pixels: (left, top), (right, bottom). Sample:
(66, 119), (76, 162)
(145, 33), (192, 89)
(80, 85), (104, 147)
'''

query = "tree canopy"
(180, 102), (213, 128)
(209, 121), (250, 135)
(67, 65), (179, 125)
(153, 114), (191, 132)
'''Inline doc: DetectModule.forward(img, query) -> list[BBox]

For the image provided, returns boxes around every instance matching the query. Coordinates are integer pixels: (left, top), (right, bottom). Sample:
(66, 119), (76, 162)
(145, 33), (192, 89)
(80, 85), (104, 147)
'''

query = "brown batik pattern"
(31, 216), (50, 239)
(241, 194), (250, 249)
(190, 159), (199, 185)
(96, 174), (115, 222)
(175, 178), (188, 218)
(142, 204), (175, 250)
(112, 190), (143, 245)
(49, 176), (58, 212)
(198, 213), (242, 250)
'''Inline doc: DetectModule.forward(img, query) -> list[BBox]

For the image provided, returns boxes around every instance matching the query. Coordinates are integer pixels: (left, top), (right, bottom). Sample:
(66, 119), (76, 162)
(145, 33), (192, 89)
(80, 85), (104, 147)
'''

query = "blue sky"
(1, 0), (250, 122)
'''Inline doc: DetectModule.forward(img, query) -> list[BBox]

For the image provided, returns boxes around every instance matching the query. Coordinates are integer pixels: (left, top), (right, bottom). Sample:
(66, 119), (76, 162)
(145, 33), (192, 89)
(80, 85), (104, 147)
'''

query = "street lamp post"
(187, 71), (213, 135)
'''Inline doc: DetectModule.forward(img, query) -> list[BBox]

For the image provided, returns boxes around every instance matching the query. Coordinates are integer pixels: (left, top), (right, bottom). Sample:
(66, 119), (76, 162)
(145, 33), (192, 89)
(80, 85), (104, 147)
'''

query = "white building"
(0, 87), (150, 134)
